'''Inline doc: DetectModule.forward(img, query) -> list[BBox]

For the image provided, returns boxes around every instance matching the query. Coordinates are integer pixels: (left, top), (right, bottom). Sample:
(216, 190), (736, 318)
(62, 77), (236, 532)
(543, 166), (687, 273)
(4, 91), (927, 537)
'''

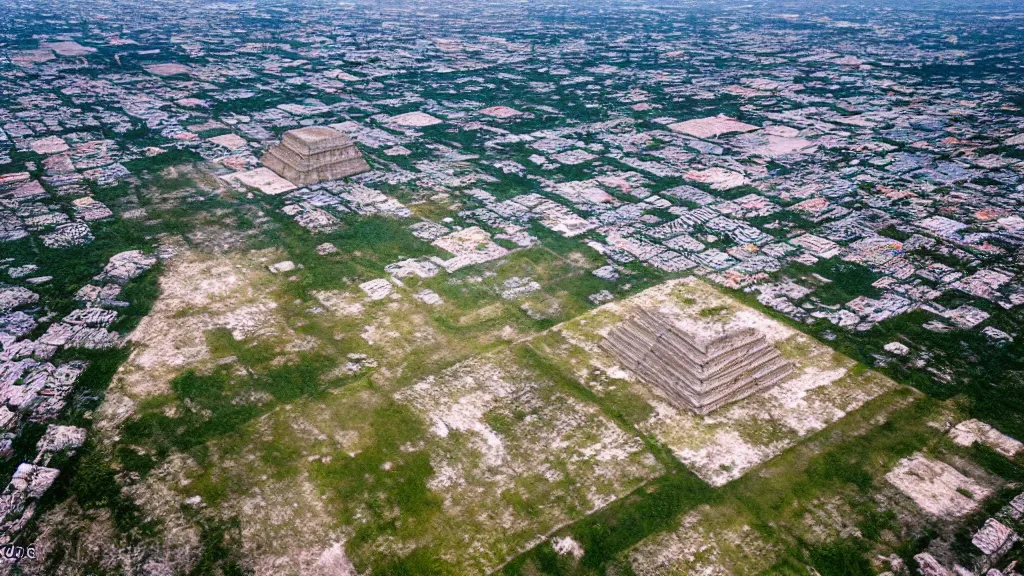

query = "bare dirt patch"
(629, 505), (779, 576)
(391, 350), (663, 572)
(96, 243), (309, 433)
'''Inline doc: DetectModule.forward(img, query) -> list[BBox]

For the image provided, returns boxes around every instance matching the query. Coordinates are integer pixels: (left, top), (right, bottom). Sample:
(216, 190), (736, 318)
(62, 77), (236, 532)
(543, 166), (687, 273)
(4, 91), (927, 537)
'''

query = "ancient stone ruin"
(261, 126), (370, 186)
(601, 306), (793, 415)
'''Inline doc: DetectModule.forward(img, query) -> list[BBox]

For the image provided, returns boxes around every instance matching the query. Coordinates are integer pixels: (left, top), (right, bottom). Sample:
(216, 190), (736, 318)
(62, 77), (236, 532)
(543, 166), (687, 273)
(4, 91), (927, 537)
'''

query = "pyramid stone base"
(602, 307), (793, 415)
(261, 126), (370, 186)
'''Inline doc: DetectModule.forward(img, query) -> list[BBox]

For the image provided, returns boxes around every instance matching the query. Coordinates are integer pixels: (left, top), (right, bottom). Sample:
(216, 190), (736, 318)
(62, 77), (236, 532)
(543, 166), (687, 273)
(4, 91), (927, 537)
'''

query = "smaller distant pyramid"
(601, 307), (793, 415)
(261, 126), (370, 186)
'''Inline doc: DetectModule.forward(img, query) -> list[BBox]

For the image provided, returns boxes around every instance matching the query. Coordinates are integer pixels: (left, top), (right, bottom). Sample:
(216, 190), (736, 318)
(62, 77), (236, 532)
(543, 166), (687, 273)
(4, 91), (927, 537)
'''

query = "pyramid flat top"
(280, 126), (354, 154)
(287, 126), (346, 143)
(648, 305), (758, 352)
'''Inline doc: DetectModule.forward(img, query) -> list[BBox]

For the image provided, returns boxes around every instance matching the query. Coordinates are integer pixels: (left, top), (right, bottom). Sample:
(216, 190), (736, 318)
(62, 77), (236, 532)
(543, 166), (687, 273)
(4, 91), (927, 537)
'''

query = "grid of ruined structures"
(261, 126), (370, 186)
(601, 307), (794, 415)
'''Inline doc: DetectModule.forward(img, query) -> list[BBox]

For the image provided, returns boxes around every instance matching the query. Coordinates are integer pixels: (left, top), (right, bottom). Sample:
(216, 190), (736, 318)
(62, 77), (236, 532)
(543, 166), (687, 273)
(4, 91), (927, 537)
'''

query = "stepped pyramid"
(261, 126), (370, 186)
(601, 307), (793, 415)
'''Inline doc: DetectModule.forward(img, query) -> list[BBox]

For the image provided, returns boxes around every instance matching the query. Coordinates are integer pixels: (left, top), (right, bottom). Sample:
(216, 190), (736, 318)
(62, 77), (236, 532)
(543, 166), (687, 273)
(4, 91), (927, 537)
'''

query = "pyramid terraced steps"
(602, 307), (793, 415)
(261, 126), (370, 186)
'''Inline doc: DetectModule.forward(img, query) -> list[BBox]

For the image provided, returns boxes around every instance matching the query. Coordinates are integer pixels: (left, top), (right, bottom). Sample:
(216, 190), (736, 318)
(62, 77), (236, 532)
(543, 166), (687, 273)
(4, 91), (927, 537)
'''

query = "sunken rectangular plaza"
(602, 306), (794, 415)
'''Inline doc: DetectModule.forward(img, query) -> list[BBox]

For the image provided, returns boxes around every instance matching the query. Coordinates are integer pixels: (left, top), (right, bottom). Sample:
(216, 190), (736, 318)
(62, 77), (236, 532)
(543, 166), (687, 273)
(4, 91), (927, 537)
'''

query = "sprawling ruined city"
(2, 0), (1024, 574)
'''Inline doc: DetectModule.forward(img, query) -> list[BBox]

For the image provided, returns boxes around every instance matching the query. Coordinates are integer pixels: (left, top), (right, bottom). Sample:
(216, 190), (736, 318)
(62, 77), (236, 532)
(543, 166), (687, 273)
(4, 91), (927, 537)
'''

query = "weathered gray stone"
(34, 424), (87, 464)
(973, 518), (1019, 557)
(914, 552), (952, 576)
(0, 286), (38, 313)
(94, 250), (157, 285)
(0, 463), (60, 542)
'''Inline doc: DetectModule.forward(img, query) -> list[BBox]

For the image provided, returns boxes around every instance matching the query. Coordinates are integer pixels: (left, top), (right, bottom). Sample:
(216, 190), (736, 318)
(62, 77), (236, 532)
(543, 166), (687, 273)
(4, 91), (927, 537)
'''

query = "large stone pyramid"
(261, 126), (370, 186)
(601, 307), (793, 415)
